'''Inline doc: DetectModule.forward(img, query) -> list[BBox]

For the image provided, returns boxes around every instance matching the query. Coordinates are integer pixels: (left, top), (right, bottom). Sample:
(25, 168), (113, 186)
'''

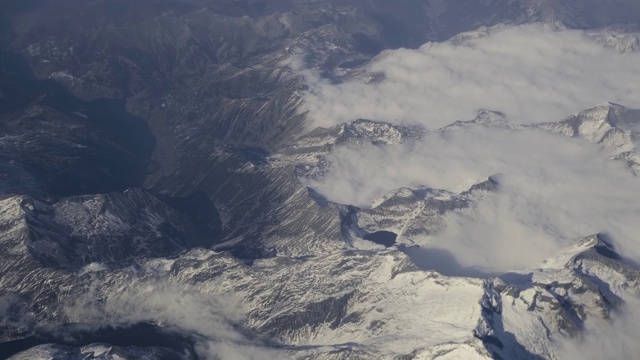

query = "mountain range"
(1, 1), (640, 359)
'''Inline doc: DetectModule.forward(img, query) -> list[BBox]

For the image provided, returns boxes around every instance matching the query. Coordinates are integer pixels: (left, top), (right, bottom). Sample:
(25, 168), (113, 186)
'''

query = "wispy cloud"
(558, 296), (640, 360)
(310, 125), (640, 272)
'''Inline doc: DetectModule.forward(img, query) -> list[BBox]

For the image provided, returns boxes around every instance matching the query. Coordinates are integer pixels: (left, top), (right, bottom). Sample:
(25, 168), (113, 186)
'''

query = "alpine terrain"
(1, 1), (640, 359)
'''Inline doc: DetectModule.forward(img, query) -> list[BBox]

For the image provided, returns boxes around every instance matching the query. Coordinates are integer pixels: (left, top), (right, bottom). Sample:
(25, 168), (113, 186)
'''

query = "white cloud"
(297, 24), (640, 274)
(558, 296), (640, 360)
(300, 24), (640, 130)
(64, 275), (277, 360)
(310, 126), (640, 273)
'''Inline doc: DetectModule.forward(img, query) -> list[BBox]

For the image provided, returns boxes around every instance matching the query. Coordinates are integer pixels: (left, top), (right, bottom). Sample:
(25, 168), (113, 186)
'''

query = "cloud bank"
(559, 297), (640, 360)
(300, 24), (640, 130)
(310, 126), (640, 272)
(297, 24), (640, 273)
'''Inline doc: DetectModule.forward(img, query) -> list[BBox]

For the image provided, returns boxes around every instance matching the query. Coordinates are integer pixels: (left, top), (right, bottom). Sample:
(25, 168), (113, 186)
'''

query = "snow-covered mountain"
(2, 1), (640, 359)
(3, 104), (640, 359)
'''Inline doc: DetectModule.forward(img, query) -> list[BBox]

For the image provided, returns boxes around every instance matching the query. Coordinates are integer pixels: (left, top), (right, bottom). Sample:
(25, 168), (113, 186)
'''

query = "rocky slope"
(2, 1), (640, 359)
(2, 106), (640, 359)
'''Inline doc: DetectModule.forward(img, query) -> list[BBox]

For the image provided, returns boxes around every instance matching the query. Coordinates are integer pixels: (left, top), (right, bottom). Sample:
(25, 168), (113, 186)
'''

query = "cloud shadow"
(401, 246), (500, 278)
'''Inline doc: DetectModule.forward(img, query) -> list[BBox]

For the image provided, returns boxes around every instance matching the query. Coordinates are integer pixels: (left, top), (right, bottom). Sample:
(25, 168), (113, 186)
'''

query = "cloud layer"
(301, 24), (640, 130)
(559, 297), (640, 360)
(311, 126), (640, 272)
(298, 24), (640, 273)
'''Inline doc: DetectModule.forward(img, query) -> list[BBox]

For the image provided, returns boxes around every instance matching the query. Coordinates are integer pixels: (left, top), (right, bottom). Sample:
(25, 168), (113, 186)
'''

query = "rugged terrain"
(1, 1), (640, 359)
